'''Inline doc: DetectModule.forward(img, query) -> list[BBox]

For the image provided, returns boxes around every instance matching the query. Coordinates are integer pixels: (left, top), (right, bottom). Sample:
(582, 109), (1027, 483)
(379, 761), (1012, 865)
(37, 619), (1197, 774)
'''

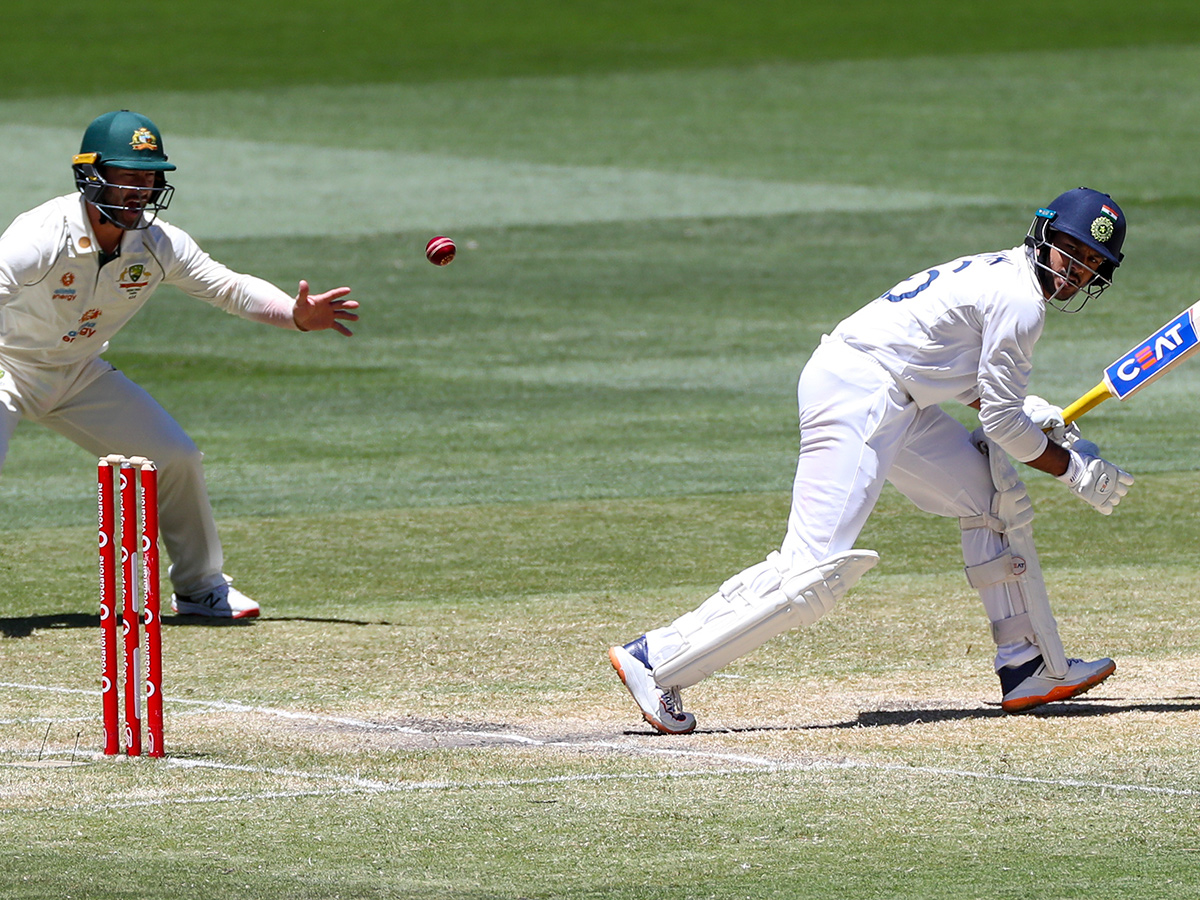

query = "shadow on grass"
(0, 613), (105, 637)
(835, 697), (1200, 727)
(0, 612), (393, 637)
(694, 696), (1200, 733)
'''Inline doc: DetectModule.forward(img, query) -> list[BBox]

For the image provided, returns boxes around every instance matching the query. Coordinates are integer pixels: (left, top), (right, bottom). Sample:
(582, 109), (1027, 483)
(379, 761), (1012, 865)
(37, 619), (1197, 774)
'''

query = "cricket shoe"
(999, 655), (1115, 713)
(608, 636), (696, 735)
(171, 577), (260, 619)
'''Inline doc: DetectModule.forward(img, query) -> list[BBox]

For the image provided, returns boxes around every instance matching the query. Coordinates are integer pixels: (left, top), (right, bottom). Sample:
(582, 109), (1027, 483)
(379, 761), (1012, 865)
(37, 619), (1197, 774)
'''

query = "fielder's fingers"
(315, 286), (352, 304)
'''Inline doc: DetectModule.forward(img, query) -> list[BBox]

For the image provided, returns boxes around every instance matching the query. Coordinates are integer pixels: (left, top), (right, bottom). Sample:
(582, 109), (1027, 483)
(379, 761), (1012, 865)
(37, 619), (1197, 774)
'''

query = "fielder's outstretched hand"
(292, 280), (359, 336)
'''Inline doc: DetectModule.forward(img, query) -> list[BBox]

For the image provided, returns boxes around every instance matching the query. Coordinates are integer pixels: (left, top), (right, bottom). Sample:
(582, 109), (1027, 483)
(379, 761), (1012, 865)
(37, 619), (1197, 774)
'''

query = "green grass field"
(3, 2), (1200, 898)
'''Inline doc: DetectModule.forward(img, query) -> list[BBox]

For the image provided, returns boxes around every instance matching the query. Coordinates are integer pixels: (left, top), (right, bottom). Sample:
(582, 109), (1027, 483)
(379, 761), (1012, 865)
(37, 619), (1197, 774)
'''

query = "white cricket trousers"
(646, 337), (1040, 674)
(0, 357), (226, 595)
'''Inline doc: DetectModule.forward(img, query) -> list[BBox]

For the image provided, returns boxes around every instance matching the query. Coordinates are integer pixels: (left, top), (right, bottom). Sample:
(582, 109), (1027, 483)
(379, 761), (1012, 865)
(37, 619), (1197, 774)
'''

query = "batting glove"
(1057, 445), (1134, 515)
(1023, 394), (1081, 445)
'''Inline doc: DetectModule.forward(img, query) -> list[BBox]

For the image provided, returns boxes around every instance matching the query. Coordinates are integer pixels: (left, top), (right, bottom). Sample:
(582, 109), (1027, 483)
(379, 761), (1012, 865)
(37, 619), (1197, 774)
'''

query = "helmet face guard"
(72, 110), (177, 230)
(1025, 215), (1110, 312)
(1023, 188), (1125, 312)
(73, 158), (174, 230)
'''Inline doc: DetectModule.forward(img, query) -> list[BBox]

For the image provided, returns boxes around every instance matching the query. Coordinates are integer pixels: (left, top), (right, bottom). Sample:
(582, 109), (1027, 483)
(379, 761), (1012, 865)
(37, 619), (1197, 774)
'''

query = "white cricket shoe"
(999, 655), (1115, 713)
(609, 637), (696, 735)
(171, 577), (260, 619)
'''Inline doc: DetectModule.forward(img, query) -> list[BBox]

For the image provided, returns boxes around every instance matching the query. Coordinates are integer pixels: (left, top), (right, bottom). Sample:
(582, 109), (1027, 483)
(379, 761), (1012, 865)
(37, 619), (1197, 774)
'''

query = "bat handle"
(1062, 382), (1114, 425)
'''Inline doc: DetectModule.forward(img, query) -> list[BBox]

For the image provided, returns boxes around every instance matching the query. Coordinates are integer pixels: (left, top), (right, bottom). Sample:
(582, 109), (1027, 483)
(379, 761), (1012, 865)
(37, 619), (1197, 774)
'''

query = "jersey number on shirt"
(881, 256), (1005, 303)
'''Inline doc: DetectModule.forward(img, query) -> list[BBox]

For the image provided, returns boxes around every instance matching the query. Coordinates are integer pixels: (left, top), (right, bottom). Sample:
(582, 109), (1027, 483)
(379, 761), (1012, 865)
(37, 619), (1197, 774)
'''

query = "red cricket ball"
(425, 235), (456, 266)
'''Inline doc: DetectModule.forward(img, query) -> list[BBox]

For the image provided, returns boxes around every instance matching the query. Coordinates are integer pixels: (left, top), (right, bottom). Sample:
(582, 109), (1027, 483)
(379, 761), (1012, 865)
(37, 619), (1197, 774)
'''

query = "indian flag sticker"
(1101, 204), (1119, 220)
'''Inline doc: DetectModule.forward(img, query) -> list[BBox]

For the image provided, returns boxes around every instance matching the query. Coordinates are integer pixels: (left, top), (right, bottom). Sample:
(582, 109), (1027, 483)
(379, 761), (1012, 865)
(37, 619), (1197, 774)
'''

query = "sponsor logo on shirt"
(53, 271), (80, 300)
(61, 309), (103, 344)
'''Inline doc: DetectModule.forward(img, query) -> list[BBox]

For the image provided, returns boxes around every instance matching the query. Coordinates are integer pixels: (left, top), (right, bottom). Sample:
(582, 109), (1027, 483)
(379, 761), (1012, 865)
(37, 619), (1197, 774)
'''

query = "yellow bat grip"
(1062, 382), (1114, 425)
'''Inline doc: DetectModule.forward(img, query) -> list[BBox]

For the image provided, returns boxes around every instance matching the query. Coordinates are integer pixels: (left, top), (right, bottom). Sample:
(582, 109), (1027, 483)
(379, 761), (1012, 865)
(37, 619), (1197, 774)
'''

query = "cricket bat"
(1062, 301), (1200, 424)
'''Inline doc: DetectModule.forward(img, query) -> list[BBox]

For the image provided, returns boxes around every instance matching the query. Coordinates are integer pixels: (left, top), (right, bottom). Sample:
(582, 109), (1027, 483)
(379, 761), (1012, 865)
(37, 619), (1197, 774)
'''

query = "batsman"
(611, 187), (1133, 733)
(0, 111), (360, 618)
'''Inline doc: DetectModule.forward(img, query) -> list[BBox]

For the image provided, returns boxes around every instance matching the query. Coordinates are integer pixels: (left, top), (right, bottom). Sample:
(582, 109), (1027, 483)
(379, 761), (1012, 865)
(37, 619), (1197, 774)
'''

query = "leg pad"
(653, 550), (879, 689)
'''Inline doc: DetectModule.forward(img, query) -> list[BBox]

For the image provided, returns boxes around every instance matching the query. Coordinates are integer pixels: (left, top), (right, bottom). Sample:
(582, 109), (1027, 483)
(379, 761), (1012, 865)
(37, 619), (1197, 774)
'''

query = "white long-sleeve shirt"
(0, 193), (296, 371)
(830, 245), (1049, 462)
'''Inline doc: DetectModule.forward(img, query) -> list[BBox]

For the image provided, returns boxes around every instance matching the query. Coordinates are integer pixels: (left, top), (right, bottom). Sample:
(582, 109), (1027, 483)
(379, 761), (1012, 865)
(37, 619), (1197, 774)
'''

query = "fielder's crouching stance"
(0, 111), (360, 618)
(610, 188), (1133, 733)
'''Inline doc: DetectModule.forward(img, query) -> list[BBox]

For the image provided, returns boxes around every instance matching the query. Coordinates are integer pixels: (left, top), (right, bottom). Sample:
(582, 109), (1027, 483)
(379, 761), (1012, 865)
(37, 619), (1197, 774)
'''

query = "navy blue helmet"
(1025, 187), (1125, 311)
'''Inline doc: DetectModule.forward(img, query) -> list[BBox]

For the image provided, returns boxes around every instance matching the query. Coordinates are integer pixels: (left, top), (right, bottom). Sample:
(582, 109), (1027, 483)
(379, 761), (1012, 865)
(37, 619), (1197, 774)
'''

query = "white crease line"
(171, 757), (393, 791)
(851, 761), (1200, 798)
(25, 757), (1200, 815)
(172, 698), (547, 745)
(0, 682), (850, 762)
(7, 680), (1200, 807)
(33, 763), (829, 812)
(554, 739), (783, 768)
(172, 701), (785, 761)
(0, 682), (541, 745)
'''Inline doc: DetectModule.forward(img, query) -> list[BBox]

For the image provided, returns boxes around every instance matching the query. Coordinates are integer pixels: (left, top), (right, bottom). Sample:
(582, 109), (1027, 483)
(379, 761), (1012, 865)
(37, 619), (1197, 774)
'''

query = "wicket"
(98, 455), (164, 757)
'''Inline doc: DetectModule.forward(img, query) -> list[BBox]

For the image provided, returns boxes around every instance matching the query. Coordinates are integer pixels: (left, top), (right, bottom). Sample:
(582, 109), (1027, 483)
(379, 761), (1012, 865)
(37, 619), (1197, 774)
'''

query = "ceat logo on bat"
(1105, 309), (1199, 399)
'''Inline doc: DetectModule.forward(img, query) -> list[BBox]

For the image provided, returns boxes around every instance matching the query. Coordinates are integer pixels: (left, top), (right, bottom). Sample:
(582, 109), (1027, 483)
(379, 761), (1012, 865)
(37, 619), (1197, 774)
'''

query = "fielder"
(0, 110), (359, 618)
(610, 187), (1133, 733)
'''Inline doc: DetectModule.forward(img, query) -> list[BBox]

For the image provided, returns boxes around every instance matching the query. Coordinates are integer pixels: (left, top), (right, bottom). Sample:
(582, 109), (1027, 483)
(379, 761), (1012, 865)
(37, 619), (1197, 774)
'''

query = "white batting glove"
(1023, 394), (1081, 445)
(1056, 445), (1134, 515)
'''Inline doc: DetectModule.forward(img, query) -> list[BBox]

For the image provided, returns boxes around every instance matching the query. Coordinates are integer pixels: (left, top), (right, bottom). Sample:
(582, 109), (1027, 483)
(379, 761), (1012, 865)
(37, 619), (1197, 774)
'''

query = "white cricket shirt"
(0, 193), (296, 371)
(830, 246), (1049, 462)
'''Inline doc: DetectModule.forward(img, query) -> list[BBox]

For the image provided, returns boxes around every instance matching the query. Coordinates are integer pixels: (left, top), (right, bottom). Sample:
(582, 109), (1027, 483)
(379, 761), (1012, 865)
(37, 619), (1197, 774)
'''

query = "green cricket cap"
(73, 110), (176, 172)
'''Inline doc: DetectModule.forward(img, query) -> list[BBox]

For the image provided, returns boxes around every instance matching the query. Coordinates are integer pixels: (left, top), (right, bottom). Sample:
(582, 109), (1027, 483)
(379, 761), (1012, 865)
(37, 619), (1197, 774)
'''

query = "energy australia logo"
(1105, 309), (1199, 399)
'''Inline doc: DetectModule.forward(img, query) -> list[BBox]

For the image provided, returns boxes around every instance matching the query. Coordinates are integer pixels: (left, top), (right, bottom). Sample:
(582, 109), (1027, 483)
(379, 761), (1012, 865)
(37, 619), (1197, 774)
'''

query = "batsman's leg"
(610, 340), (896, 731)
(968, 430), (1114, 711)
(887, 412), (1114, 710)
(647, 550), (879, 689)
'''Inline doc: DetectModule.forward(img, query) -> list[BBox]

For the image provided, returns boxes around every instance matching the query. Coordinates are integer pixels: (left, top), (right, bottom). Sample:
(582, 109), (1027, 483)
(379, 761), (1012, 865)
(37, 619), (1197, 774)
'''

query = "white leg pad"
(968, 430), (1070, 678)
(652, 549), (879, 689)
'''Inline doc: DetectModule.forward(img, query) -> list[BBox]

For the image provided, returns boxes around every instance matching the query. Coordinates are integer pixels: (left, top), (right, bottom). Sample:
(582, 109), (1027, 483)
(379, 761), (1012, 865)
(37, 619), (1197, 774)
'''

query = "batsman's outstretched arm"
(292, 280), (359, 336)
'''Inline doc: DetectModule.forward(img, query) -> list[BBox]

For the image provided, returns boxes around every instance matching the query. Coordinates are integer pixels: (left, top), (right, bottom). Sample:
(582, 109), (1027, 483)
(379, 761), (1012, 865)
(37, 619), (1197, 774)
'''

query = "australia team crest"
(119, 263), (152, 299)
